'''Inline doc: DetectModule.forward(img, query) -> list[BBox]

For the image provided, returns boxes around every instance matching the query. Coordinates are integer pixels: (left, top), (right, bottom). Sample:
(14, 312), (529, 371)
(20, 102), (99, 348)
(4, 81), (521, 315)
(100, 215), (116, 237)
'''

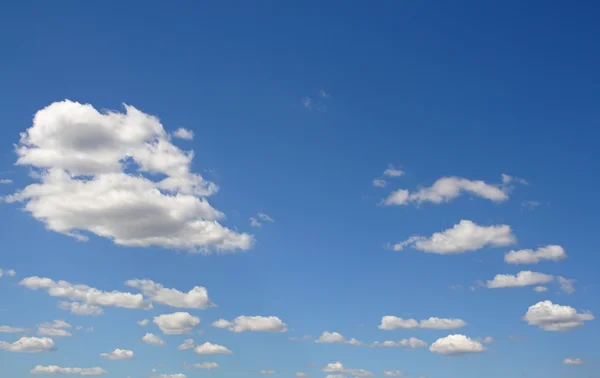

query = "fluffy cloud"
(194, 342), (232, 355)
(523, 301), (594, 331)
(184, 362), (218, 369)
(0, 326), (27, 333)
(558, 277), (576, 294)
(371, 337), (428, 348)
(429, 334), (485, 355)
(30, 366), (107, 375)
(6, 100), (252, 252)
(20, 276), (150, 309)
(142, 333), (164, 346)
(383, 176), (508, 206)
(125, 279), (213, 309)
(563, 358), (584, 365)
(153, 312), (200, 334)
(58, 301), (104, 316)
(486, 271), (554, 288)
(100, 348), (134, 360)
(322, 362), (374, 377)
(383, 371), (406, 376)
(212, 316), (287, 333)
(393, 220), (515, 254)
(172, 128), (194, 140)
(178, 339), (195, 350)
(504, 245), (567, 264)
(383, 166), (404, 178)
(0, 337), (56, 352)
(315, 331), (348, 344)
(379, 316), (466, 330)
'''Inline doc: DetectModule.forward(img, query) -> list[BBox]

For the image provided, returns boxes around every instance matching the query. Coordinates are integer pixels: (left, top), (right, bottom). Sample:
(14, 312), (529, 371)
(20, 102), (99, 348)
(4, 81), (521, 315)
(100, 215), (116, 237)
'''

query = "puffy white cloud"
(558, 277), (576, 294)
(177, 339), (195, 350)
(184, 362), (218, 369)
(0, 326), (27, 333)
(486, 271), (554, 288)
(0, 337), (56, 352)
(6, 100), (252, 252)
(420, 317), (467, 329)
(315, 331), (347, 344)
(383, 176), (508, 206)
(125, 279), (213, 309)
(20, 276), (150, 309)
(194, 342), (232, 355)
(378, 316), (419, 330)
(322, 362), (374, 377)
(153, 312), (200, 334)
(212, 316), (287, 333)
(30, 366), (107, 375)
(563, 358), (584, 365)
(504, 245), (567, 264)
(0, 268), (16, 277)
(393, 220), (515, 254)
(100, 348), (134, 360)
(429, 334), (485, 355)
(142, 333), (165, 346)
(383, 166), (404, 178)
(523, 301), (594, 331)
(259, 370), (275, 374)
(533, 286), (548, 292)
(137, 319), (149, 326)
(58, 302), (104, 316)
(371, 337), (428, 348)
(383, 371), (406, 376)
(379, 316), (466, 330)
(172, 128), (194, 140)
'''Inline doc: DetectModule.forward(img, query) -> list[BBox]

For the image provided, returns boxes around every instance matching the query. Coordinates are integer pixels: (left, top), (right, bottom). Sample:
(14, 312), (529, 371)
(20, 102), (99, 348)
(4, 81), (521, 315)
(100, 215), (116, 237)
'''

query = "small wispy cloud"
(0, 179), (12, 184)
(250, 212), (274, 228)
(319, 89), (330, 98)
(302, 97), (312, 110)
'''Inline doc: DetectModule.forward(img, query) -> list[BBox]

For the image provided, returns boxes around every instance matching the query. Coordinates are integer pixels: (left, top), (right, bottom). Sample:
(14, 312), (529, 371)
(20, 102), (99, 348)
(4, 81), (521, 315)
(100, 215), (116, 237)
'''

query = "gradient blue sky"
(1, 1), (599, 378)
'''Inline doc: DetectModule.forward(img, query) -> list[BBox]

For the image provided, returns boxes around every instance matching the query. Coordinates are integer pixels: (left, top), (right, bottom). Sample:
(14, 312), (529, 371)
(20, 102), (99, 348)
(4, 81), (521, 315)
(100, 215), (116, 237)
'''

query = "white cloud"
(501, 174), (528, 185)
(0, 268), (16, 278)
(383, 176), (508, 206)
(393, 220), (515, 254)
(378, 316), (419, 330)
(151, 375), (186, 378)
(419, 317), (467, 329)
(177, 339), (195, 350)
(325, 375), (346, 378)
(315, 331), (347, 344)
(533, 286), (548, 292)
(383, 371), (407, 376)
(58, 302), (104, 316)
(142, 333), (165, 346)
(172, 128), (194, 140)
(20, 276), (151, 309)
(137, 319), (149, 326)
(486, 271), (554, 288)
(322, 362), (374, 377)
(379, 316), (466, 330)
(504, 245), (567, 264)
(6, 100), (252, 252)
(37, 320), (72, 337)
(479, 337), (494, 344)
(0, 326), (27, 333)
(100, 348), (134, 360)
(371, 337), (428, 348)
(429, 334), (485, 355)
(125, 279), (213, 309)
(212, 316), (287, 333)
(184, 362), (219, 369)
(372, 179), (387, 188)
(260, 370), (275, 374)
(153, 312), (200, 334)
(0, 337), (56, 352)
(194, 342), (232, 355)
(383, 166), (404, 178)
(0, 179), (13, 184)
(524, 301), (594, 331)
(558, 276), (576, 294)
(250, 217), (261, 227)
(563, 358), (584, 365)
(30, 366), (107, 375)
(257, 212), (274, 222)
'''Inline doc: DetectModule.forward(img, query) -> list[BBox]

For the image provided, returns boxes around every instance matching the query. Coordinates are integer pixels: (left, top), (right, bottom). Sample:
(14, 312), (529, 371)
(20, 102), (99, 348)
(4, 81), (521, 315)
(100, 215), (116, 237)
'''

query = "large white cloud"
(379, 316), (466, 330)
(153, 312), (200, 334)
(30, 366), (107, 375)
(194, 342), (232, 355)
(0, 337), (56, 352)
(6, 100), (252, 252)
(322, 362), (373, 377)
(393, 220), (515, 254)
(125, 279), (213, 309)
(100, 348), (134, 360)
(212, 316), (287, 333)
(429, 334), (485, 355)
(486, 271), (554, 288)
(141, 333), (165, 346)
(523, 301), (594, 331)
(504, 245), (567, 264)
(20, 276), (150, 309)
(383, 176), (509, 206)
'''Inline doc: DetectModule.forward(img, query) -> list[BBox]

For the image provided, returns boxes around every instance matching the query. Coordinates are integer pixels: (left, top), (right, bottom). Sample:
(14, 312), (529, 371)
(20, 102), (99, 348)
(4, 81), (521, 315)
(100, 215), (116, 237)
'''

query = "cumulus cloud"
(429, 334), (485, 355)
(504, 245), (567, 264)
(393, 220), (515, 254)
(194, 342), (232, 355)
(125, 279), (213, 309)
(315, 331), (348, 344)
(177, 339), (195, 350)
(558, 277), (576, 294)
(58, 301), (104, 316)
(379, 316), (466, 330)
(486, 271), (554, 288)
(142, 333), (164, 346)
(212, 316), (287, 333)
(172, 128), (194, 140)
(30, 366), (107, 375)
(383, 166), (404, 178)
(153, 312), (200, 334)
(383, 175), (509, 206)
(563, 358), (584, 365)
(137, 319), (149, 326)
(383, 371), (407, 376)
(0, 337), (56, 352)
(523, 301), (594, 331)
(20, 276), (151, 309)
(322, 362), (374, 377)
(184, 362), (218, 369)
(100, 348), (134, 360)
(6, 100), (252, 252)
(370, 337), (428, 348)
(0, 326), (27, 333)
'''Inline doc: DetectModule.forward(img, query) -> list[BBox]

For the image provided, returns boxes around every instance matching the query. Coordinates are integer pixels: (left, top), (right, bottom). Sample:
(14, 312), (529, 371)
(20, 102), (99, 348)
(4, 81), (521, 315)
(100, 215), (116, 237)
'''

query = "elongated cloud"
(504, 245), (567, 264)
(184, 362), (219, 369)
(523, 301), (594, 331)
(30, 366), (107, 375)
(487, 271), (554, 288)
(125, 279), (214, 309)
(194, 342), (232, 355)
(212, 316), (287, 333)
(100, 348), (134, 360)
(0, 337), (56, 352)
(379, 316), (466, 330)
(322, 362), (373, 377)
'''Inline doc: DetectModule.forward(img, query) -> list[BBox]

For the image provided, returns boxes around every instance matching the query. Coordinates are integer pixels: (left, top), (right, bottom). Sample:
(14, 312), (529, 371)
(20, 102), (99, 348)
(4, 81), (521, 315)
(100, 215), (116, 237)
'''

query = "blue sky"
(1, 1), (599, 378)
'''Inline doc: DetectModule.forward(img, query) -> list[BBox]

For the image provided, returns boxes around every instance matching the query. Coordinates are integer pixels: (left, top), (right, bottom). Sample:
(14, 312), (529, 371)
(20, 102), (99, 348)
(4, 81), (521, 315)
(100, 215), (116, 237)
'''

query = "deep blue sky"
(1, 2), (599, 378)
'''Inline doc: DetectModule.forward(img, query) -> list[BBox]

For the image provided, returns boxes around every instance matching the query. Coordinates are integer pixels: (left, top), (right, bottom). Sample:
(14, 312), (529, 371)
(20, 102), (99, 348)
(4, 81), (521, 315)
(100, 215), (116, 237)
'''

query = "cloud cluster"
(249, 212), (275, 228)
(126, 279), (214, 309)
(504, 245), (567, 264)
(212, 316), (287, 333)
(100, 348), (134, 360)
(524, 301), (594, 331)
(6, 100), (252, 252)
(59, 301), (104, 316)
(429, 334), (485, 355)
(38, 320), (73, 337)
(379, 316), (467, 330)
(323, 362), (374, 377)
